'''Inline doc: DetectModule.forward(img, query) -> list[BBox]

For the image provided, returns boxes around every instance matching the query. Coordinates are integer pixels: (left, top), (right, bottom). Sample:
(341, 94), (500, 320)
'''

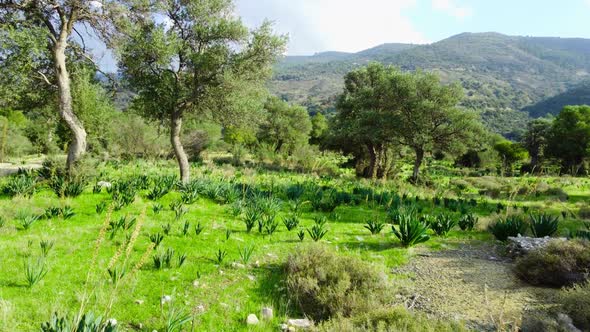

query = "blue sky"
(236, 0), (590, 55)
(91, 0), (590, 71)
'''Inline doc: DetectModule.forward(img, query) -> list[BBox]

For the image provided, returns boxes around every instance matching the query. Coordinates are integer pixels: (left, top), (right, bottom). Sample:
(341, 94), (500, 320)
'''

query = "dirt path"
(395, 242), (559, 331)
(0, 162), (42, 177)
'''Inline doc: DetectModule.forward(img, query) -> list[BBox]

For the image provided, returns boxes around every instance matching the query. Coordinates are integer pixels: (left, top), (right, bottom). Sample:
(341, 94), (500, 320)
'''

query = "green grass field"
(0, 159), (588, 331)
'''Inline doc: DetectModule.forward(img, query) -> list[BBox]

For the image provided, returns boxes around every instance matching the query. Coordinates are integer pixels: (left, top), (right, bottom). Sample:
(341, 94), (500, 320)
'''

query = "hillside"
(270, 32), (590, 138)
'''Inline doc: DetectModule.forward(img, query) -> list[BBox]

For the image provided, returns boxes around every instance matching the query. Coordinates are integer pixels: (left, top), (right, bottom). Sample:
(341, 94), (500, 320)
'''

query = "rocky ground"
(395, 242), (560, 331)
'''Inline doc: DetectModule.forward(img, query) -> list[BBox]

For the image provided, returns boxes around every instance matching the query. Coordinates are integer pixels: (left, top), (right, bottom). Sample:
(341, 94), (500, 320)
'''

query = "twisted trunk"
(53, 38), (87, 172)
(411, 147), (424, 183)
(171, 111), (190, 183)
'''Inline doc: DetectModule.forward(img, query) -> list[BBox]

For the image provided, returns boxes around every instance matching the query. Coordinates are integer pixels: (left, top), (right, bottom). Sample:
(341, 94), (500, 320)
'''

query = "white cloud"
(236, 0), (428, 55)
(432, 0), (473, 19)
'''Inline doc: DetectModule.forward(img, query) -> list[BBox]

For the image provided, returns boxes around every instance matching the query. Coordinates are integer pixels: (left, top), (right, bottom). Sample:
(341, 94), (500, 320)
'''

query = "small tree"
(521, 118), (552, 171)
(257, 97), (312, 154)
(546, 105), (590, 175)
(119, 0), (286, 182)
(493, 139), (527, 176)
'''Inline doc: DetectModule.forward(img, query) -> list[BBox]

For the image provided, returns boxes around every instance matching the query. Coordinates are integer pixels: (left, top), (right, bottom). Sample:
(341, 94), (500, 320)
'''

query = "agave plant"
(282, 215), (300, 231)
(3, 173), (37, 198)
(391, 213), (430, 247)
(529, 213), (559, 238)
(429, 214), (457, 236)
(24, 257), (48, 287)
(458, 213), (479, 231)
(307, 216), (328, 241)
(238, 244), (255, 265)
(364, 219), (385, 235)
(243, 208), (260, 233)
(488, 216), (527, 241)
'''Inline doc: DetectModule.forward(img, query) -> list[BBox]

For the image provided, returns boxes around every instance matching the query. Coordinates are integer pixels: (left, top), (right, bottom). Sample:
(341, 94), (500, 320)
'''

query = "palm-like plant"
(529, 213), (559, 237)
(391, 213), (430, 247)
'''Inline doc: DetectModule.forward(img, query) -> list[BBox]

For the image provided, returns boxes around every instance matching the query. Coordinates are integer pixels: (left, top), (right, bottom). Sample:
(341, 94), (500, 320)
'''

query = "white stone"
(135, 299), (144, 305)
(261, 307), (273, 320)
(231, 262), (246, 269)
(193, 280), (200, 288)
(246, 314), (259, 325)
(97, 181), (112, 188)
(160, 295), (171, 305)
(288, 318), (311, 329)
(247, 275), (256, 281)
(279, 323), (289, 331)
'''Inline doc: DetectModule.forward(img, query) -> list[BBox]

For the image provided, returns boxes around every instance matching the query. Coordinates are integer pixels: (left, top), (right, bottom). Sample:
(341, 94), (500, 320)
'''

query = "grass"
(0, 159), (588, 330)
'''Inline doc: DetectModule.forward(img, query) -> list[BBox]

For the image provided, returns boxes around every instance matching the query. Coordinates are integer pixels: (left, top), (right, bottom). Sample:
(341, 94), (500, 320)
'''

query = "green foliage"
(238, 244), (255, 265)
(546, 105), (590, 174)
(39, 240), (54, 257)
(95, 201), (107, 215)
(164, 306), (192, 332)
(458, 213), (479, 231)
(18, 212), (40, 230)
(153, 248), (176, 270)
(560, 281), (590, 330)
(149, 233), (164, 248)
(391, 213), (430, 247)
(3, 173), (37, 197)
(529, 213), (559, 237)
(488, 216), (527, 241)
(243, 208), (260, 233)
(364, 220), (386, 235)
(282, 215), (300, 231)
(297, 229), (305, 241)
(493, 139), (528, 175)
(40, 312), (118, 332)
(215, 249), (227, 265)
(257, 96), (312, 154)
(429, 214), (457, 237)
(307, 216), (328, 241)
(515, 240), (590, 287)
(285, 245), (387, 321)
(194, 222), (204, 236)
(24, 257), (47, 287)
(49, 175), (86, 198)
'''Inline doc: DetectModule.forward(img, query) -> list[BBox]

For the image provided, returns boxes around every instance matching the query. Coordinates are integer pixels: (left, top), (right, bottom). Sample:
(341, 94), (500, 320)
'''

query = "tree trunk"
(411, 147), (424, 182)
(171, 111), (190, 183)
(53, 39), (87, 173)
(367, 143), (378, 180)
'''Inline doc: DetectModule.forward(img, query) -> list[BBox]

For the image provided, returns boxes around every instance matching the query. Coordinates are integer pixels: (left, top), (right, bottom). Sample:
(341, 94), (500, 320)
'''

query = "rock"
(287, 318), (312, 329)
(261, 307), (273, 320)
(160, 295), (172, 305)
(246, 314), (259, 325)
(247, 274), (256, 281)
(506, 236), (567, 257)
(195, 305), (205, 313)
(192, 280), (200, 288)
(97, 181), (112, 188)
(231, 262), (246, 269)
(557, 313), (582, 332)
(279, 323), (289, 331)
(254, 260), (260, 268)
(134, 299), (144, 305)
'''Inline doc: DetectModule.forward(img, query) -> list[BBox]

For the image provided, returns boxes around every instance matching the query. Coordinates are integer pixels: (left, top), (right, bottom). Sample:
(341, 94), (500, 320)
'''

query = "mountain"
(269, 32), (590, 138)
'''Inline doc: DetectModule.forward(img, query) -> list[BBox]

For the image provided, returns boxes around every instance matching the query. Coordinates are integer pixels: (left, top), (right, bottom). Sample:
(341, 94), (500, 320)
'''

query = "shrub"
(429, 214), (457, 236)
(183, 130), (209, 161)
(560, 281), (590, 330)
(391, 213), (430, 247)
(458, 213), (479, 231)
(316, 306), (467, 332)
(488, 216), (526, 241)
(3, 173), (37, 197)
(40, 312), (118, 332)
(243, 208), (260, 233)
(49, 175), (86, 198)
(285, 245), (387, 321)
(364, 220), (385, 235)
(529, 213), (559, 238)
(514, 240), (590, 287)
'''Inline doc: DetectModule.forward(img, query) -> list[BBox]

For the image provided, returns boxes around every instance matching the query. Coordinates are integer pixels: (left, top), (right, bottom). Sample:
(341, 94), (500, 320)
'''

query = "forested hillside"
(271, 32), (590, 138)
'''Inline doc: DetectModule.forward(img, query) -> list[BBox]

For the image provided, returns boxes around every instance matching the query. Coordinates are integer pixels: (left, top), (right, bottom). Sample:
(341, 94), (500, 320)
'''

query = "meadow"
(0, 157), (588, 331)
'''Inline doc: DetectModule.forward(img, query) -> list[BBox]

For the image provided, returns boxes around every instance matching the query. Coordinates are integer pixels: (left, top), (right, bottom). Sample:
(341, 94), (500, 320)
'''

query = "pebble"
(135, 299), (144, 305)
(261, 307), (273, 320)
(246, 314), (259, 325)
(287, 318), (311, 329)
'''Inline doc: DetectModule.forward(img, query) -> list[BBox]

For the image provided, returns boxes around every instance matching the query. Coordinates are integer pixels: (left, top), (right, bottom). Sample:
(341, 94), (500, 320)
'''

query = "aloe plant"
(529, 213), (559, 237)
(488, 216), (527, 241)
(364, 219), (385, 235)
(391, 213), (430, 247)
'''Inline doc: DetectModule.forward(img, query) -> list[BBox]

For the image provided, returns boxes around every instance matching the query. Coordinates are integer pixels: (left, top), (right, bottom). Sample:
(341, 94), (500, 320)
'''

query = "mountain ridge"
(270, 32), (590, 138)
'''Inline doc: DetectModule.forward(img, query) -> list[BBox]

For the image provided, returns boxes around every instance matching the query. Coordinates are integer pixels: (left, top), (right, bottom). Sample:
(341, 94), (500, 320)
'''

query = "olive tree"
(0, 0), (125, 171)
(118, 0), (286, 182)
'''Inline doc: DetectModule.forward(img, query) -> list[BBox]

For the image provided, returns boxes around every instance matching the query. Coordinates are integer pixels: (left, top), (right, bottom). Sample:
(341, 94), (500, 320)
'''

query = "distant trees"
(493, 139), (527, 176)
(118, 0), (286, 182)
(257, 97), (312, 154)
(331, 63), (482, 181)
(546, 105), (590, 174)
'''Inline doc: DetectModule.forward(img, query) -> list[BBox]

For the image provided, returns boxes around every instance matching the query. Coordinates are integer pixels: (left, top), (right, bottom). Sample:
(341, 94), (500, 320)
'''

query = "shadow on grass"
(251, 263), (300, 319)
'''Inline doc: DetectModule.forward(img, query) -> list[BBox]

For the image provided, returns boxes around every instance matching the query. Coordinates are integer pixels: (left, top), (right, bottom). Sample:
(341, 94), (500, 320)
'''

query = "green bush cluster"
(514, 239), (590, 287)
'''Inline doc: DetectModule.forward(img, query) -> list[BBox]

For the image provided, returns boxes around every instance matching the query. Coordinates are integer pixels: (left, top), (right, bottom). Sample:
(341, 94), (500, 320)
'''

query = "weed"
(149, 233), (164, 248)
(458, 213), (479, 231)
(429, 214), (457, 236)
(182, 221), (190, 236)
(39, 240), (54, 257)
(24, 257), (48, 287)
(238, 244), (255, 265)
(298, 229), (305, 241)
(194, 222), (204, 236)
(215, 249), (227, 265)
(364, 220), (385, 235)
(283, 215), (300, 231)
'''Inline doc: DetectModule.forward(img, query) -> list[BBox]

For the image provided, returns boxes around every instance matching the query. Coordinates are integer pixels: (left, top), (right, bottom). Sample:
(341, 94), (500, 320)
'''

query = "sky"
(91, 0), (590, 71)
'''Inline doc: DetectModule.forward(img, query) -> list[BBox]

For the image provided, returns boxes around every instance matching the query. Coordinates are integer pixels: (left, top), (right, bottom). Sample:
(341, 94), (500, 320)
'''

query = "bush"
(514, 240), (590, 287)
(560, 281), (590, 330)
(3, 173), (37, 197)
(458, 213), (479, 231)
(429, 214), (457, 236)
(316, 306), (467, 332)
(285, 245), (387, 321)
(182, 130), (209, 162)
(488, 216), (526, 241)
